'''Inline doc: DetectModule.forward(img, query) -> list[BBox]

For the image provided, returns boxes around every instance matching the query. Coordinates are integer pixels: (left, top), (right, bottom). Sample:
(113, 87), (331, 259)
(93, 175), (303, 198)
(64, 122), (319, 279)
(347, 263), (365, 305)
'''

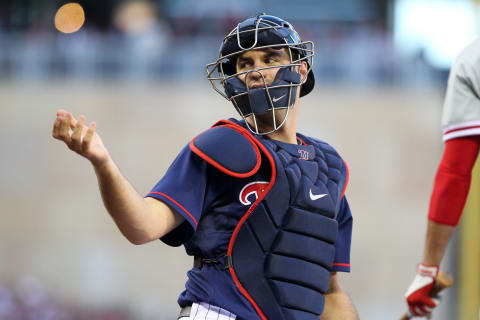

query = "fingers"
(67, 112), (78, 130)
(53, 110), (72, 139)
(409, 305), (429, 318)
(424, 306), (434, 318)
(52, 111), (94, 155)
(59, 113), (72, 146)
(411, 306), (425, 317)
(56, 109), (67, 117)
(418, 305), (430, 315)
(52, 116), (62, 139)
(408, 298), (438, 318)
(408, 303), (434, 318)
(424, 296), (437, 308)
(82, 121), (96, 154)
(70, 115), (86, 151)
(55, 109), (77, 129)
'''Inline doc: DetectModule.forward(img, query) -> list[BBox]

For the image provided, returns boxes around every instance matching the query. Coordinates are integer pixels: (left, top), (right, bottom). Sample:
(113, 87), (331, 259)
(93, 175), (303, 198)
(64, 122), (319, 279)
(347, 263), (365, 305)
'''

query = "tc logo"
(239, 181), (269, 205)
(298, 149), (309, 160)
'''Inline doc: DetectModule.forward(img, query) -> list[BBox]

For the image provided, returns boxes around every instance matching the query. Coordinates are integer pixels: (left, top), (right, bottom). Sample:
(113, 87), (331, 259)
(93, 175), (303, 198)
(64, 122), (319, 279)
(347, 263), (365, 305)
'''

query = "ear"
(299, 61), (308, 84)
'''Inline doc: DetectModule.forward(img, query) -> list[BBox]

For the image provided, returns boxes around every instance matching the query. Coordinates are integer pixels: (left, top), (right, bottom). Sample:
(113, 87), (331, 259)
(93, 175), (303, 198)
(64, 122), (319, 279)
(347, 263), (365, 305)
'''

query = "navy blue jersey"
(146, 131), (353, 319)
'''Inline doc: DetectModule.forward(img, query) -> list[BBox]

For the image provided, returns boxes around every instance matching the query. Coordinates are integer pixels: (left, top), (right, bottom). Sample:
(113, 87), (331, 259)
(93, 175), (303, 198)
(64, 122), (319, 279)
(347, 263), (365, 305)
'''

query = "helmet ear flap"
(219, 58), (237, 76)
(300, 71), (315, 97)
(290, 45), (314, 97)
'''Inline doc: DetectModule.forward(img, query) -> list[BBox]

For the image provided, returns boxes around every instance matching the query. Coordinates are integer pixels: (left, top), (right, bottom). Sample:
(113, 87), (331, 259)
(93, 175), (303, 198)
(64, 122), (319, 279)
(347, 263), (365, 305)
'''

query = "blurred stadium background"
(0, 0), (479, 319)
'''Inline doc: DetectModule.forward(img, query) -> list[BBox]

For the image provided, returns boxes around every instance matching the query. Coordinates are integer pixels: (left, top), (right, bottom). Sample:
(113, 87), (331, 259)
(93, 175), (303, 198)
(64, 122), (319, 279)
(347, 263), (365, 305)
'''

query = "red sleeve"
(428, 136), (480, 225)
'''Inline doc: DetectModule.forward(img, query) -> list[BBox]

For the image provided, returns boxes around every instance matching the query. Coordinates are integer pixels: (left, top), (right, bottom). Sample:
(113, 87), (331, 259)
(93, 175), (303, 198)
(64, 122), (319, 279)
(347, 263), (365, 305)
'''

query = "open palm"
(52, 109), (110, 167)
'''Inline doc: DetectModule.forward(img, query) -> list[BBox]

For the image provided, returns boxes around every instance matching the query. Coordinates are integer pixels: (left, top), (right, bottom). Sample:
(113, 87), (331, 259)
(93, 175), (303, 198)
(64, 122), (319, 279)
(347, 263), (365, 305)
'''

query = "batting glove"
(405, 264), (440, 318)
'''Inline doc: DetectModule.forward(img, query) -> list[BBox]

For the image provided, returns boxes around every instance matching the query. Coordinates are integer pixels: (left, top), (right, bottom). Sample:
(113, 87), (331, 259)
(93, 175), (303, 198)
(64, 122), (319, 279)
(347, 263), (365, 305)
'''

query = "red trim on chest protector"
(213, 120), (274, 320)
(189, 126), (262, 178)
(341, 160), (349, 199)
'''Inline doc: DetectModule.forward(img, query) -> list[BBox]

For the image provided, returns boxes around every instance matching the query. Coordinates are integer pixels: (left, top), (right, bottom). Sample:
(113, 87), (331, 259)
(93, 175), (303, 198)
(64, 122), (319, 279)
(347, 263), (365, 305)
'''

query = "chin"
(248, 109), (289, 130)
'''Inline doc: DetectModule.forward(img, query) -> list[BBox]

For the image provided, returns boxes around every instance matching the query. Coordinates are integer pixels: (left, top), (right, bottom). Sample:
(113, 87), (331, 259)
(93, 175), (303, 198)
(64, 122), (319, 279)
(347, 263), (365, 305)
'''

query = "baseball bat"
(399, 271), (454, 320)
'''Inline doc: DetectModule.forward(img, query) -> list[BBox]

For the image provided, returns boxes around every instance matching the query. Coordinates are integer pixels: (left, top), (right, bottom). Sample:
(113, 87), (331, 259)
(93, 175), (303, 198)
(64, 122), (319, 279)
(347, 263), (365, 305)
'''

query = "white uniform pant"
(178, 302), (237, 320)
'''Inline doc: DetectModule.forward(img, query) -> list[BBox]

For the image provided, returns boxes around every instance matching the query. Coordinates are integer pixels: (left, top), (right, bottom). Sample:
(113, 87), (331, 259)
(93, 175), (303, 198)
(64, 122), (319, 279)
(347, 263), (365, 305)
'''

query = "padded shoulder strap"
(189, 122), (262, 178)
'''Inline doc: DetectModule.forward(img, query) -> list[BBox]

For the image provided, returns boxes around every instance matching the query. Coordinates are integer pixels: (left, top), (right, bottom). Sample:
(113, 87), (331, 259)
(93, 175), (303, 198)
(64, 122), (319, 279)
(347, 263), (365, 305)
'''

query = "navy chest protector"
(190, 120), (348, 320)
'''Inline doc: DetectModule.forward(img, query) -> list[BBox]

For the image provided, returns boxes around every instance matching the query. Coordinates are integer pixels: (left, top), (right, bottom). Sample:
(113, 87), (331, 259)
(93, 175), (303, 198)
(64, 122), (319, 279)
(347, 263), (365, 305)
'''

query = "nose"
(245, 69), (268, 88)
(246, 69), (263, 80)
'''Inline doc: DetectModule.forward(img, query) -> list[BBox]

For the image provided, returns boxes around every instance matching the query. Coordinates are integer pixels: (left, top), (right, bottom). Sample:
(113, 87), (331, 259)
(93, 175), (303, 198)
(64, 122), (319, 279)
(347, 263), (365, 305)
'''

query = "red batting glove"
(405, 264), (440, 318)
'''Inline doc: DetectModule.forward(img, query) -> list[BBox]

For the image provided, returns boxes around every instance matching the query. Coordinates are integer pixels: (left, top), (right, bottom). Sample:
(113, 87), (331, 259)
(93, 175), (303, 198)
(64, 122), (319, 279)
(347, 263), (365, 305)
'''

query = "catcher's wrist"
(417, 263), (439, 277)
(91, 155), (114, 173)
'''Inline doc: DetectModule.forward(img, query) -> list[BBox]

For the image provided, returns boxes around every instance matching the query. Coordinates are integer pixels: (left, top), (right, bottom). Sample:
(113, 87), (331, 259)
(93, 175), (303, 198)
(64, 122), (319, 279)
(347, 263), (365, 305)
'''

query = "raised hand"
(52, 109), (110, 167)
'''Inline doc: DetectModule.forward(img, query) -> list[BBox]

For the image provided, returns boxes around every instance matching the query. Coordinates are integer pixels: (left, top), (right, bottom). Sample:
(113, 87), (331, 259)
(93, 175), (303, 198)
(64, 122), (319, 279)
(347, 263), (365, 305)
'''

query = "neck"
(245, 100), (300, 144)
(267, 105), (298, 144)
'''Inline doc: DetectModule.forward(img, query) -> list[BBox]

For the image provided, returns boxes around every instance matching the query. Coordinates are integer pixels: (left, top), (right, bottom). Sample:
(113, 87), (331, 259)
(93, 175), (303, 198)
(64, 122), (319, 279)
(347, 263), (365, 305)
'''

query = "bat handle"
(399, 312), (411, 320)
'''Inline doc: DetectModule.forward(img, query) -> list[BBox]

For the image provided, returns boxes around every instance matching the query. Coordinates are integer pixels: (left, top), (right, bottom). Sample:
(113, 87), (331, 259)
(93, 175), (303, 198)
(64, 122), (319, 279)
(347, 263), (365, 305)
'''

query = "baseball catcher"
(52, 14), (359, 320)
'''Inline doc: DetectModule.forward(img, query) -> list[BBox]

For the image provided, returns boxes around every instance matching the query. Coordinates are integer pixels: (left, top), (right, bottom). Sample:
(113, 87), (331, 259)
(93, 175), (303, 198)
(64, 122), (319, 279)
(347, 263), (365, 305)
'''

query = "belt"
(193, 253), (232, 270)
(177, 305), (191, 319)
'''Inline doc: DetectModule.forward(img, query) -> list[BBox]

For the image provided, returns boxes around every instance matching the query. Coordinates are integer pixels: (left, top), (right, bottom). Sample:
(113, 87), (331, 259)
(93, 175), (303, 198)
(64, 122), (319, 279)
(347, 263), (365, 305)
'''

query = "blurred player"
(52, 14), (358, 320)
(405, 37), (480, 318)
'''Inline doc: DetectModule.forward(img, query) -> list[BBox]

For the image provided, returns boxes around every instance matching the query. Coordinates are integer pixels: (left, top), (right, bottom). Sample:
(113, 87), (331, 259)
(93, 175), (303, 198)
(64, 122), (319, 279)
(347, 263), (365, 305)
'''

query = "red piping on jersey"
(333, 262), (350, 267)
(147, 191), (198, 227)
(444, 124), (480, 135)
(189, 128), (262, 178)
(296, 136), (307, 146)
(214, 119), (273, 320)
(341, 160), (349, 199)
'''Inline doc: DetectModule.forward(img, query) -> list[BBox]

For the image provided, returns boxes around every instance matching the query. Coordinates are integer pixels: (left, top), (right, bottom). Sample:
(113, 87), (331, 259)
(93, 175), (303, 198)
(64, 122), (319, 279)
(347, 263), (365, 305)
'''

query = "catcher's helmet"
(206, 14), (315, 134)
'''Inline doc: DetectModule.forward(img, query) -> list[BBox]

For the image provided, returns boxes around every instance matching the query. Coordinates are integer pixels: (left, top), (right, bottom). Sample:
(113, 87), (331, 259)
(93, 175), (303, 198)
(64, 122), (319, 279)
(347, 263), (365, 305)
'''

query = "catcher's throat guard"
(190, 120), (349, 320)
(206, 14), (315, 135)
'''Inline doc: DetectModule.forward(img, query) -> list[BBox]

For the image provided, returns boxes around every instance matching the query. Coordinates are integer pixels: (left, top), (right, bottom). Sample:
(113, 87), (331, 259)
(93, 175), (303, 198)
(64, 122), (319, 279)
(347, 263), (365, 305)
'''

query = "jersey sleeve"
(332, 196), (352, 272)
(427, 137), (480, 225)
(146, 144), (209, 247)
(442, 38), (480, 141)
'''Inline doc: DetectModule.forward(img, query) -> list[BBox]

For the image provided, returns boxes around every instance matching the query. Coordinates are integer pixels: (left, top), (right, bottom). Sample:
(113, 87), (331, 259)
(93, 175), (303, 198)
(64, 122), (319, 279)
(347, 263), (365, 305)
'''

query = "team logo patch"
(298, 149), (309, 160)
(239, 181), (269, 205)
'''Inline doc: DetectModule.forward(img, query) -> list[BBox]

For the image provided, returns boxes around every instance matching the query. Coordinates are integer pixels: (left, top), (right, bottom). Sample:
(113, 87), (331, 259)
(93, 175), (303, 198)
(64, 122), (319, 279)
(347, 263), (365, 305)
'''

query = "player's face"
(235, 47), (291, 88)
(234, 47), (308, 135)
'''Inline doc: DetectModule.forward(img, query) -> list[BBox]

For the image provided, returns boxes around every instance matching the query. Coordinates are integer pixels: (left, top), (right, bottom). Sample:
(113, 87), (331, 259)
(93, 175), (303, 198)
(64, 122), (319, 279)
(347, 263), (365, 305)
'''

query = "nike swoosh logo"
(272, 94), (286, 102)
(310, 189), (327, 201)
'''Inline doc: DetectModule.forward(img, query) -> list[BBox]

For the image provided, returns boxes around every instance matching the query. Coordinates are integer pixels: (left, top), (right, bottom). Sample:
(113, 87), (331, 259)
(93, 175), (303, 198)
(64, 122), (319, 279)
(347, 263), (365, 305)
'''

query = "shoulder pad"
(189, 125), (261, 178)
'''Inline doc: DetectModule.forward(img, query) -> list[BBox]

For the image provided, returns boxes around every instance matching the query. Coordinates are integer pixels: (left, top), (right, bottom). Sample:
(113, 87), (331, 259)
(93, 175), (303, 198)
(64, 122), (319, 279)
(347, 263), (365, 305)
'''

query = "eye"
(238, 61), (251, 69)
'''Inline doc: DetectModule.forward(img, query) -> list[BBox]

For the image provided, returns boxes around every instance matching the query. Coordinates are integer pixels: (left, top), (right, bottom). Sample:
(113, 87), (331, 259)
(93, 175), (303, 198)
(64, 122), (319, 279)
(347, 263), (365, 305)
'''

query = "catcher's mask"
(206, 14), (315, 135)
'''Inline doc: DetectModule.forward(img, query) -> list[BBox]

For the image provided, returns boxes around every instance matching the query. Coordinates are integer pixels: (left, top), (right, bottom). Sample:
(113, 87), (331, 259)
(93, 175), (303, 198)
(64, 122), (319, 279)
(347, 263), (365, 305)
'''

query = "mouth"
(248, 83), (268, 89)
